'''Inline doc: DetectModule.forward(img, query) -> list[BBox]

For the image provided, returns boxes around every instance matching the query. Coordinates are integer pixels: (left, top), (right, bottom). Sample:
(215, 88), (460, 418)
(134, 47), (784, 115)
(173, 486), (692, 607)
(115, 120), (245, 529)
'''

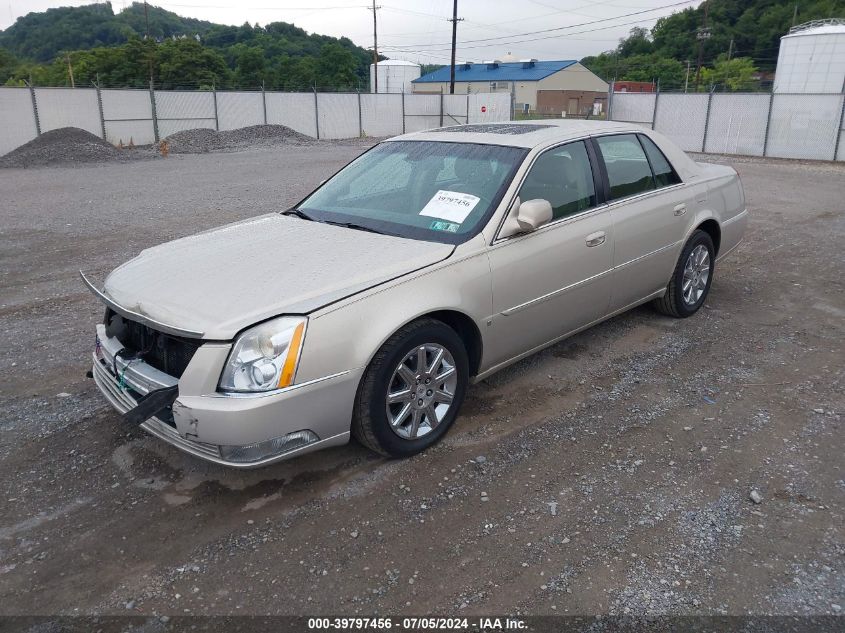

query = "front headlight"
(219, 316), (307, 392)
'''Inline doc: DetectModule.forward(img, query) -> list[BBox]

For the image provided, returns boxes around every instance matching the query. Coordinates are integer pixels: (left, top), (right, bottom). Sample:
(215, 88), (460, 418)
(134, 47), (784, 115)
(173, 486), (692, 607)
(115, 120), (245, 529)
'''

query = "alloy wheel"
(682, 244), (711, 306)
(385, 344), (458, 440)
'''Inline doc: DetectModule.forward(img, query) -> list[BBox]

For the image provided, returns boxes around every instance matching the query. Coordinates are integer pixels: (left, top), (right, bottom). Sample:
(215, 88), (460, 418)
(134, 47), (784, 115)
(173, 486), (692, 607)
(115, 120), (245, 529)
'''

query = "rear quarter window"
(639, 135), (682, 188)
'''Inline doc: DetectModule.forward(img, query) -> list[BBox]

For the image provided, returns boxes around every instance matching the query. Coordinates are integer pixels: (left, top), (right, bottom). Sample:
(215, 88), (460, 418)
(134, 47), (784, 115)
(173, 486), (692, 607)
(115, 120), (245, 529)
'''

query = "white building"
(774, 19), (845, 93)
(370, 59), (421, 94)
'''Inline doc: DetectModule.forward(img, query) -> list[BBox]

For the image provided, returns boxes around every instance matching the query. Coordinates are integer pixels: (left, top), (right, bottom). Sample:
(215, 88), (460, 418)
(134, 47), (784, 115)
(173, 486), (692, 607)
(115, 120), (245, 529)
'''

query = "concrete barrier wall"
(610, 89), (845, 161)
(0, 87), (513, 156)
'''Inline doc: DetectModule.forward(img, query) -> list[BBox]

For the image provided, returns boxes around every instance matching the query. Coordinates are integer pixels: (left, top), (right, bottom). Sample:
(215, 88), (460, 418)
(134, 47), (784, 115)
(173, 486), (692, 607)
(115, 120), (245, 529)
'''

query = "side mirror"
(517, 198), (554, 231)
(500, 197), (553, 238)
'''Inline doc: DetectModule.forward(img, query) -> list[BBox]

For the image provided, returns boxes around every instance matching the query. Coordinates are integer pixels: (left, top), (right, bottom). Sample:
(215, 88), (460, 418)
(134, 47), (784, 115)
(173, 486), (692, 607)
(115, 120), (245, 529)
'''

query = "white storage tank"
(774, 19), (845, 93)
(370, 59), (421, 94)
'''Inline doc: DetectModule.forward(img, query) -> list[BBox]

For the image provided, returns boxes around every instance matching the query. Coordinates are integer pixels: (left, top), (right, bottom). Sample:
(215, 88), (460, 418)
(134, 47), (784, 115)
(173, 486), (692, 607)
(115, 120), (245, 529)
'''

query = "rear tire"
(653, 229), (715, 318)
(352, 318), (468, 458)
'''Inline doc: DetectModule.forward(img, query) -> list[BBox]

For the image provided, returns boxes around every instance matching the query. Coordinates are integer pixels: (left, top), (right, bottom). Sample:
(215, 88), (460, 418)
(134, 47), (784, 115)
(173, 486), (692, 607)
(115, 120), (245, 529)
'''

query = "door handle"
(585, 231), (606, 247)
(674, 203), (687, 216)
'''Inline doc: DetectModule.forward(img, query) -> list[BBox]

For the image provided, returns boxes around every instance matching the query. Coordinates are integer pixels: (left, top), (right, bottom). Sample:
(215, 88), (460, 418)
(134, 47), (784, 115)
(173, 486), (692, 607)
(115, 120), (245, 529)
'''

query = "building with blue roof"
(411, 58), (609, 116)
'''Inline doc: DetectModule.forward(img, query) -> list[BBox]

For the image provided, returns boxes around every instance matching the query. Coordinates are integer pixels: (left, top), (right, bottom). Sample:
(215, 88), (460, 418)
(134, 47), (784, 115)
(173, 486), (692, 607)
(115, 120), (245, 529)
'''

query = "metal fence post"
(94, 77), (106, 140)
(212, 84), (219, 131)
(357, 89), (363, 137)
(26, 80), (41, 136)
(149, 79), (159, 143)
(651, 83), (660, 130)
(401, 90), (406, 134)
(439, 87), (444, 127)
(261, 81), (267, 125)
(510, 83), (515, 120)
(832, 93), (845, 161)
(701, 85), (715, 153)
(762, 91), (775, 157)
(313, 86), (320, 140)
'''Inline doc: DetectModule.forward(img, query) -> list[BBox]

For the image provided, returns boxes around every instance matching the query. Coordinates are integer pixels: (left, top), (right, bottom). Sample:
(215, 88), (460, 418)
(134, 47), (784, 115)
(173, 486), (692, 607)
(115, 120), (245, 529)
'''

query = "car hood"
(102, 214), (454, 340)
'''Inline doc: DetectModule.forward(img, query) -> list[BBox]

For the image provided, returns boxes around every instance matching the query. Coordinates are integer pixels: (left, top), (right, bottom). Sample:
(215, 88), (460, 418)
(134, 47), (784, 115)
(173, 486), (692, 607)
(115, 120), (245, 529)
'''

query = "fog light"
(219, 430), (319, 464)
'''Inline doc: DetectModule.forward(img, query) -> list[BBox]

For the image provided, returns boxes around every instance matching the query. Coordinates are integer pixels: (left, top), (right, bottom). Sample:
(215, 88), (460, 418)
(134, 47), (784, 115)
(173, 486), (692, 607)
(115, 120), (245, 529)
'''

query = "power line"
(155, 2), (368, 10)
(385, 0), (697, 50)
(385, 11), (693, 55)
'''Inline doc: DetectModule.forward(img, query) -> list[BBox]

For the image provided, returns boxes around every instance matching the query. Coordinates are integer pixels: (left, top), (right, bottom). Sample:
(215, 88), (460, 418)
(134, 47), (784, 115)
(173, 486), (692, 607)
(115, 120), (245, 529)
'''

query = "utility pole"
(144, 0), (154, 83)
(369, 1), (380, 93)
(447, 0), (463, 94)
(66, 53), (75, 88)
(694, 0), (711, 89)
(792, 3), (799, 26)
(684, 59), (691, 92)
(727, 38), (734, 61)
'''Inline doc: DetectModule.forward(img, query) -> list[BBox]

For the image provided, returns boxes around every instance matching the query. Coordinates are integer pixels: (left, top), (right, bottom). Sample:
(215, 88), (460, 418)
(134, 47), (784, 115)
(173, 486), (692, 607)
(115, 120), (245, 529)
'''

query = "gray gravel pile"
(165, 124), (313, 154)
(0, 127), (127, 168)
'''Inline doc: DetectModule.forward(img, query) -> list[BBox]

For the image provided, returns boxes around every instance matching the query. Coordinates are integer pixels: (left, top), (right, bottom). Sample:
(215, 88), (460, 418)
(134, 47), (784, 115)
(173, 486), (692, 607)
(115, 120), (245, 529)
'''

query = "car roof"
(386, 119), (702, 182)
(388, 120), (642, 149)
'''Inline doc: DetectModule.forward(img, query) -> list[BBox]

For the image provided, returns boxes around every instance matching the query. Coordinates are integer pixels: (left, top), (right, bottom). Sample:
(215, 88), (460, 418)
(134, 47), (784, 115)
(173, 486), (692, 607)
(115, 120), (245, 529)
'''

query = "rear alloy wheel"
(653, 229), (716, 318)
(682, 244), (711, 306)
(353, 318), (468, 457)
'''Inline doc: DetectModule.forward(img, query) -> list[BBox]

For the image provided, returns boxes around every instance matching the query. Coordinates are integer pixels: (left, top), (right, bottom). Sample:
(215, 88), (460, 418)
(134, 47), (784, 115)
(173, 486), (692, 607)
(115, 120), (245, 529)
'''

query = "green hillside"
(0, 2), (375, 90)
(0, 3), (215, 62)
(581, 0), (844, 90)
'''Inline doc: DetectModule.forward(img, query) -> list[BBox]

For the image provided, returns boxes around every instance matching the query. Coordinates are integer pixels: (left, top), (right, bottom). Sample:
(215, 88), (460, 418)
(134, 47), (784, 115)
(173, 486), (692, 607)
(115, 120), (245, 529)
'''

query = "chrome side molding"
(79, 270), (205, 339)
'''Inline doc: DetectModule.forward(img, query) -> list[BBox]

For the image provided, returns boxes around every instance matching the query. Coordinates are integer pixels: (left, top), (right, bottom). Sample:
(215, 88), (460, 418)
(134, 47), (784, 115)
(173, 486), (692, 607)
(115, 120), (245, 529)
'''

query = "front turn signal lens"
(278, 321), (305, 388)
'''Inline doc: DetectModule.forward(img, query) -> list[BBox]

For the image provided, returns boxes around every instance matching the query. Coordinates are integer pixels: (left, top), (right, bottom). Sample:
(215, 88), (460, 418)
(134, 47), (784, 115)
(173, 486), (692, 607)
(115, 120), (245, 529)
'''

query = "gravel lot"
(0, 143), (842, 622)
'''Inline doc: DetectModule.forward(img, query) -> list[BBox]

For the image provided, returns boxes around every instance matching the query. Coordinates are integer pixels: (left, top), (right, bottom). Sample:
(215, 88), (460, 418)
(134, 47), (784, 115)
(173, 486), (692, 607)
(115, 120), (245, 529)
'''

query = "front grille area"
(92, 358), (221, 459)
(92, 358), (177, 429)
(104, 309), (201, 378)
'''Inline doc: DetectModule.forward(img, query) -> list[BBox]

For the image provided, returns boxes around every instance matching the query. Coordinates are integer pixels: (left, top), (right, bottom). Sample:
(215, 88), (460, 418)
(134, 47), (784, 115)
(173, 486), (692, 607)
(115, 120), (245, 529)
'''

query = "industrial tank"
(774, 19), (845, 93)
(369, 59), (421, 94)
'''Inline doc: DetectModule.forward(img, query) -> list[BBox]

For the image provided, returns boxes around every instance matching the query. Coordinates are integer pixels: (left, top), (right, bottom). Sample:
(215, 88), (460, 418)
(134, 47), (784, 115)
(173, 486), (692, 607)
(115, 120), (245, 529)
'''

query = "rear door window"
(639, 134), (682, 187)
(595, 134), (655, 200)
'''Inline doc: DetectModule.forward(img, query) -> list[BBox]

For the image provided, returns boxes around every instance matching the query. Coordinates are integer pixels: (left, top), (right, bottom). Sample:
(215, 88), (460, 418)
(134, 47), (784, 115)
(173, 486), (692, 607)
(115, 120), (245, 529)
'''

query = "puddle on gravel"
(137, 445), (389, 512)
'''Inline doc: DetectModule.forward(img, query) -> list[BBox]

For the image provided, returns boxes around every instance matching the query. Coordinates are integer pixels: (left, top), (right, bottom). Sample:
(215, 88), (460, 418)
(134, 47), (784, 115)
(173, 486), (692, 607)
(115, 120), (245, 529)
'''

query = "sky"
(1, 0), (704, 63)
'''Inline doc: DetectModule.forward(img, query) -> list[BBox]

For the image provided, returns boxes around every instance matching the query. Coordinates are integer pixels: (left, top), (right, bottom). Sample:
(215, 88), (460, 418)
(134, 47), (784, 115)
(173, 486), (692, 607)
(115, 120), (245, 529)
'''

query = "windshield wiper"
(323, 220), (388, 235)
(281, 208), (315, 221)
(283, 210), (388, 235)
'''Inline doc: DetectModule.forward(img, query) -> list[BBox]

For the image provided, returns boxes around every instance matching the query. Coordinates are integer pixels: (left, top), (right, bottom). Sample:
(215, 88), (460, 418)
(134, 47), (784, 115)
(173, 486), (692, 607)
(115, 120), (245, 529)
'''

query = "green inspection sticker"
(429, 220), (460, 233)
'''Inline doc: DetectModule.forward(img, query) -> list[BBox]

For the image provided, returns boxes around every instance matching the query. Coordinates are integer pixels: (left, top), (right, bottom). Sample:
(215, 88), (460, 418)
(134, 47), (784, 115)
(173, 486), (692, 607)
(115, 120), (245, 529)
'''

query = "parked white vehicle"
(83, 120), (747, 467)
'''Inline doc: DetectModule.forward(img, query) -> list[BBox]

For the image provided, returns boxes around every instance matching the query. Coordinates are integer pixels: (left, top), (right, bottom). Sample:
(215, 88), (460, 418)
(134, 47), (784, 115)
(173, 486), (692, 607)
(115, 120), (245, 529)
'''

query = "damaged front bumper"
(92, 324), (358, 468)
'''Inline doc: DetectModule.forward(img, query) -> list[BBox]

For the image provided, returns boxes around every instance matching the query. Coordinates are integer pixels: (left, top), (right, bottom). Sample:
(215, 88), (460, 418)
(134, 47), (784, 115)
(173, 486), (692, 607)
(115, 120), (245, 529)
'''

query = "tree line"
(0, 2), (375, 90)
(581, 0), (842, 91)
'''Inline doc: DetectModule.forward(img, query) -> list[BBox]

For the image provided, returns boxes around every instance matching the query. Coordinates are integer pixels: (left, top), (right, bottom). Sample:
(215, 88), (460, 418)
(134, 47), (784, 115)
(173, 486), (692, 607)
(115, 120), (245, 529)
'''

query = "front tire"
(352, 318), (469, 458)
(653, 229), (715, 318)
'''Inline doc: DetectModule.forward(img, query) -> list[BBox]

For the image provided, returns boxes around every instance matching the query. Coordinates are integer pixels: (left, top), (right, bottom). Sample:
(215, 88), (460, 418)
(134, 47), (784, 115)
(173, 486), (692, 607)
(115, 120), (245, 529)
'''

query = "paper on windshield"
(419, 190), (480, 224)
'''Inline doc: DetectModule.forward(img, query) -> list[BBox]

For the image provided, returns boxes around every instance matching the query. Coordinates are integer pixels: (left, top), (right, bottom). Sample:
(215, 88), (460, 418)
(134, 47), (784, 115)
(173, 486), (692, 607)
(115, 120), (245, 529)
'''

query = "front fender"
(295, 235), (492, 383)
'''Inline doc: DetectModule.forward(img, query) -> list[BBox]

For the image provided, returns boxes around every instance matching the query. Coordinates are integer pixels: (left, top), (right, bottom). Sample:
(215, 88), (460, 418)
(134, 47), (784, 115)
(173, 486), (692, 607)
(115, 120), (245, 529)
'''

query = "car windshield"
(295, 140), (528, 244)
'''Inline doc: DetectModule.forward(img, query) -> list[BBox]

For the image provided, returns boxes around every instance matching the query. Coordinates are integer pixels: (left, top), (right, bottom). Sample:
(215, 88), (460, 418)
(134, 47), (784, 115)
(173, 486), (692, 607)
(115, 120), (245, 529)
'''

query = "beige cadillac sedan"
(83, 120), (747, 467)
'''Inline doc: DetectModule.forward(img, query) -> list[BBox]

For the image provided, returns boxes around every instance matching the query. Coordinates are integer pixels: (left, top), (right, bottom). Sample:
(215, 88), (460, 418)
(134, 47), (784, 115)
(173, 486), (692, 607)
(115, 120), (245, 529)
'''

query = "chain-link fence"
(0, 86), (513, 156)
(609, 87), (845, 162)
